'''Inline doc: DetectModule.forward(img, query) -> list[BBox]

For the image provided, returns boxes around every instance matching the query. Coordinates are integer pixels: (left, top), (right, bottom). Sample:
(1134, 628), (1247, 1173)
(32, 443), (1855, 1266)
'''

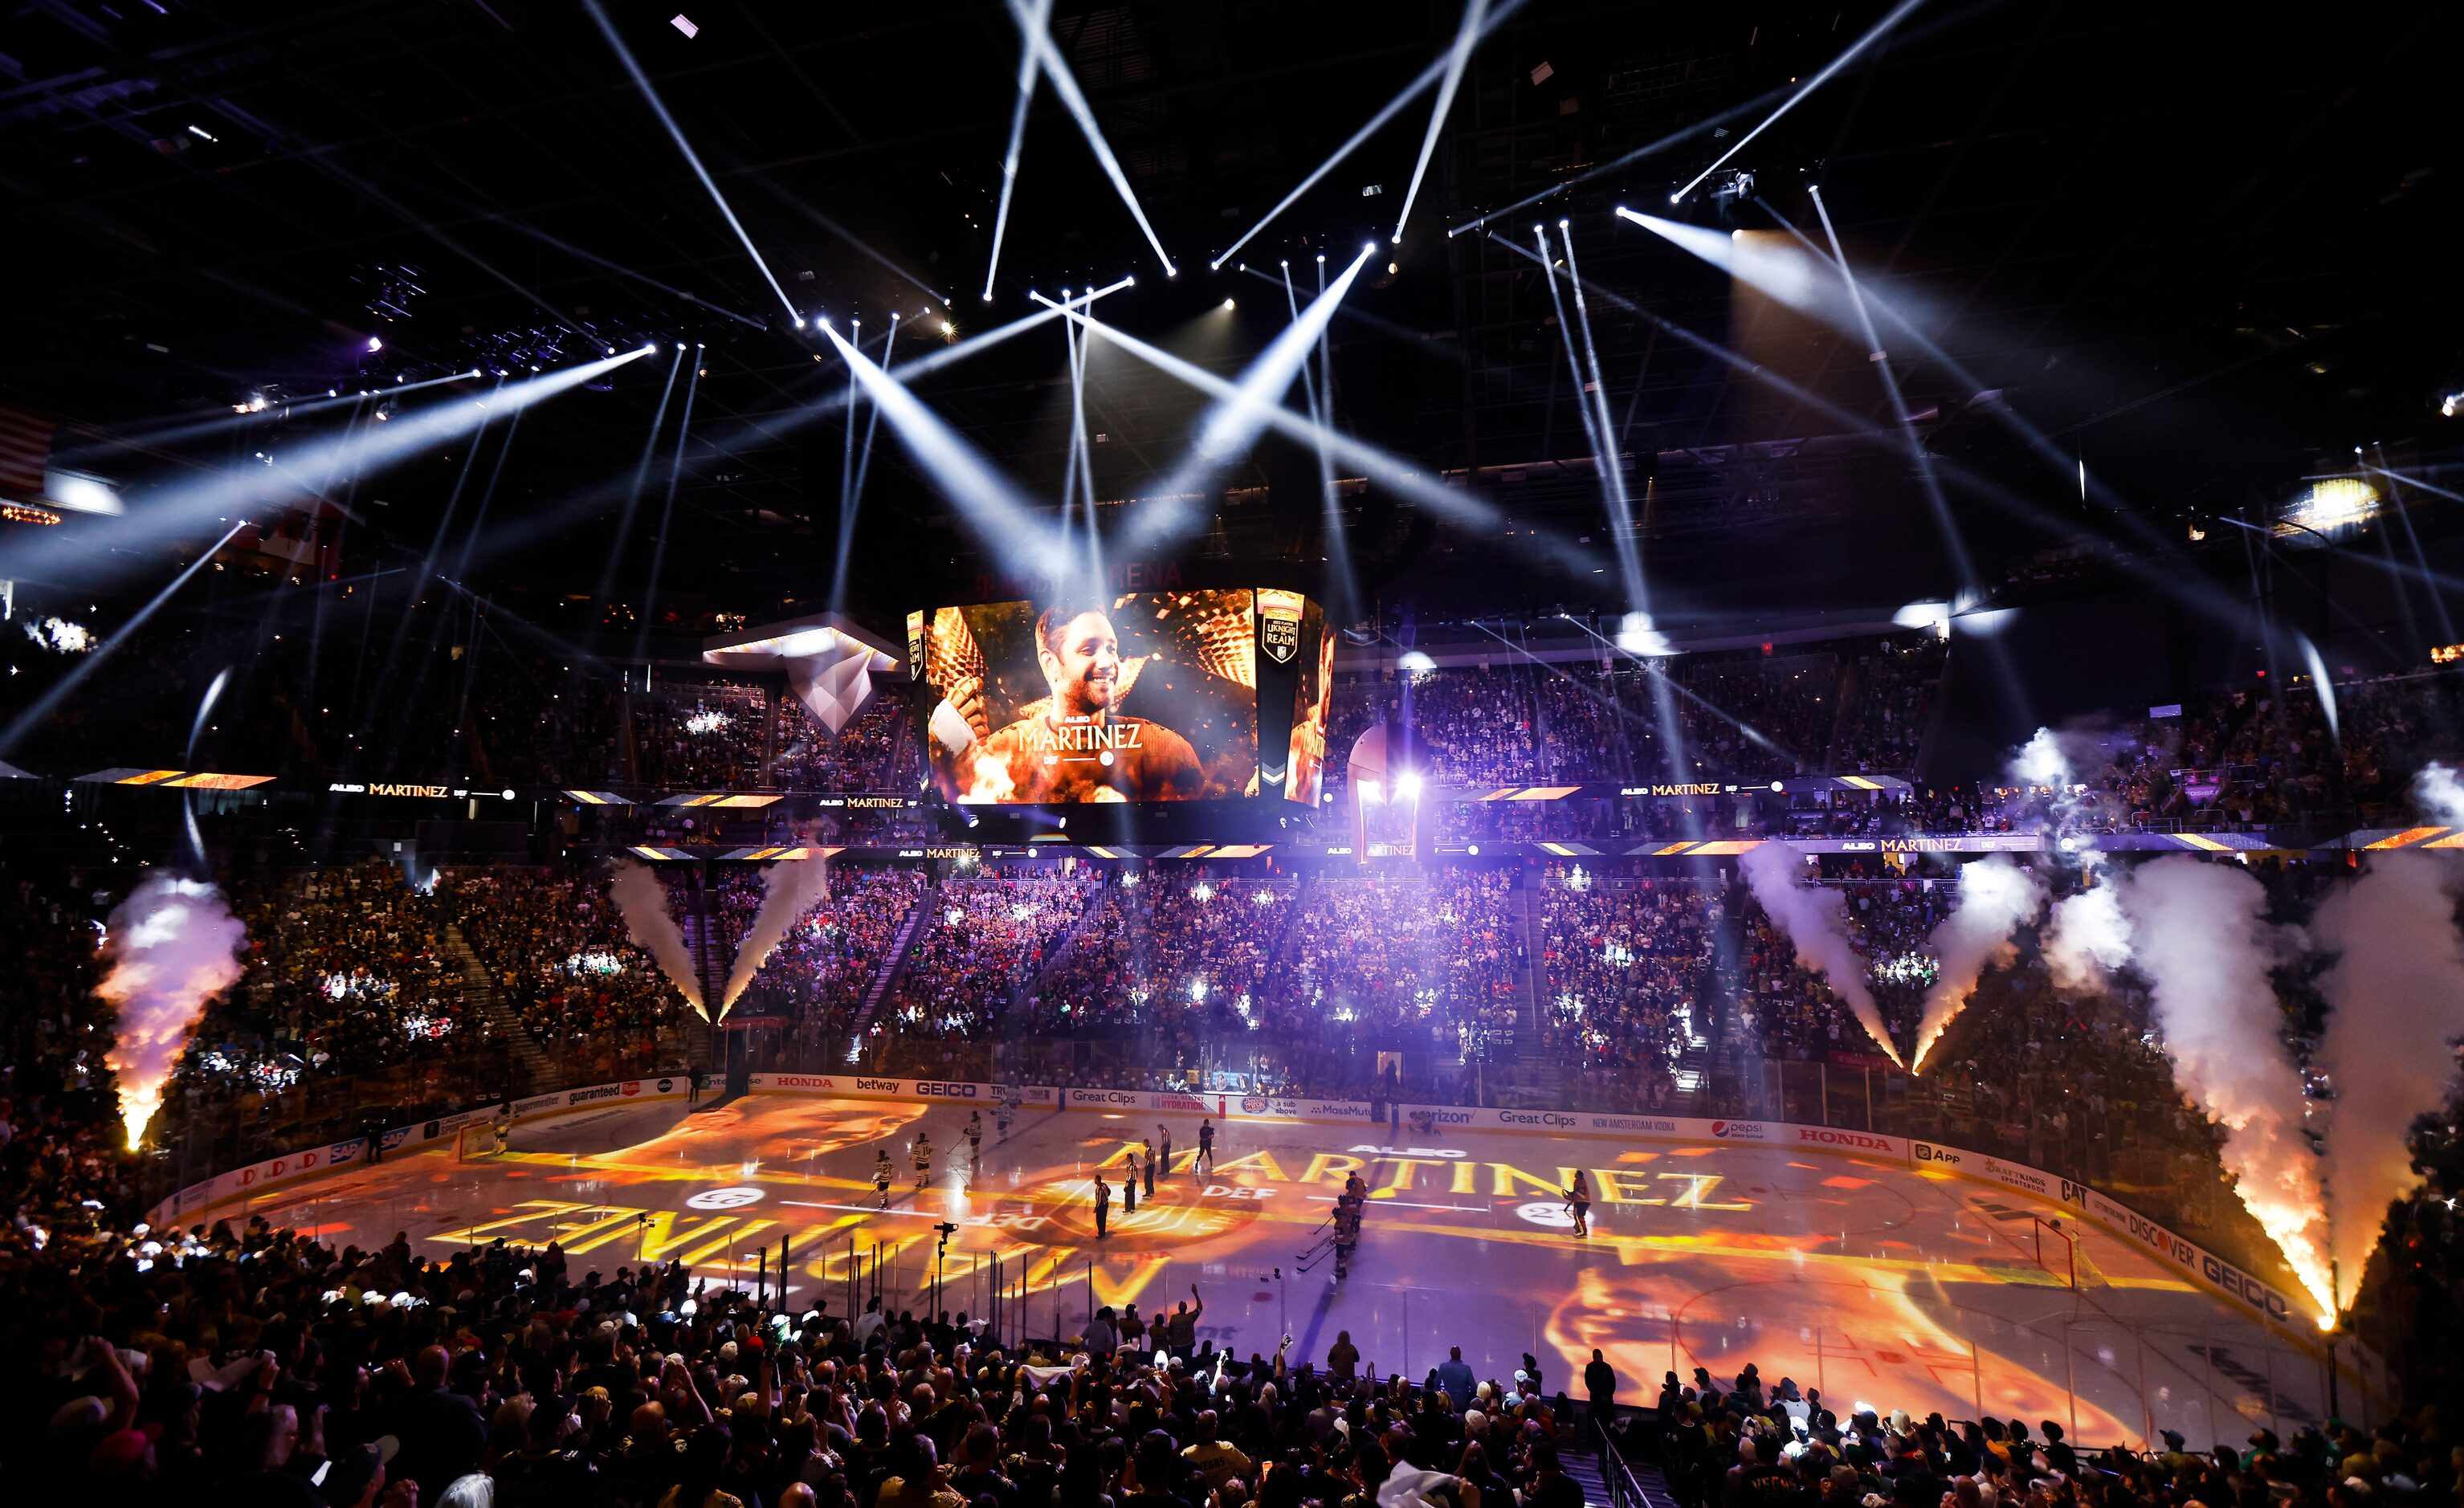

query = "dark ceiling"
(1, 0), (2457, 638)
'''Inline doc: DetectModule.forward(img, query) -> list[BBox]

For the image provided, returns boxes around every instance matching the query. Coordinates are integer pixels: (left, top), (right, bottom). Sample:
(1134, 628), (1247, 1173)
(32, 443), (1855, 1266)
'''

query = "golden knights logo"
(1257, 588), (1303, 666)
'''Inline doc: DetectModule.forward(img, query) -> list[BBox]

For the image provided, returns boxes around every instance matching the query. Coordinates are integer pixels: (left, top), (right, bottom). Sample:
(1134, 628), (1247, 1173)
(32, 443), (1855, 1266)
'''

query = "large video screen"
(912, 593), (1262, 804)
(1275, 591), (1336, 805)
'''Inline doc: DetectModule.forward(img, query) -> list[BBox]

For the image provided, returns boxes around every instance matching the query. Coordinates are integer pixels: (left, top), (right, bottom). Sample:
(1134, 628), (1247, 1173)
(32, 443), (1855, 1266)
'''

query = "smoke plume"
(99, 874), (248, 1150)
(1908, 855), (2045, 1072)
(2011, 726), (2071, 793)
(721, 855), (834, 1013)
(2043, 856), (2133, 993)
(2118, 855), (2335, 1319)
(1740, 841), (1903, 1066)
(2416, 762), (2464, 828)
(2311, 850), (2464, 1313)
(610, 859), (707, 1017)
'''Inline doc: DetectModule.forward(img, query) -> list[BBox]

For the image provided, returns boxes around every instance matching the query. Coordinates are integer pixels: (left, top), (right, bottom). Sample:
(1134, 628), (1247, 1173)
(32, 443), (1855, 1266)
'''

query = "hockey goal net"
(455, 1120), (508, 1162)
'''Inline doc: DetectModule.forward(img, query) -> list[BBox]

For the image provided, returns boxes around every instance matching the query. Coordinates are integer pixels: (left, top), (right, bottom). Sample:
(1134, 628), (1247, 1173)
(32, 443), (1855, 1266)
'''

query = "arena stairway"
(440, 923), (556, 1091)
(844, 882), (934, 1055)
(1564, 1448), (1611, 1506)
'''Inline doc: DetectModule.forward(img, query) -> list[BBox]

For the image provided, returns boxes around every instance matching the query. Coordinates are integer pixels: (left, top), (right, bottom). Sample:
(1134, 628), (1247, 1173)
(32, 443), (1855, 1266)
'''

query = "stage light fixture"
(367, 336), (383, 351)
(1223, 299), (1236, 310)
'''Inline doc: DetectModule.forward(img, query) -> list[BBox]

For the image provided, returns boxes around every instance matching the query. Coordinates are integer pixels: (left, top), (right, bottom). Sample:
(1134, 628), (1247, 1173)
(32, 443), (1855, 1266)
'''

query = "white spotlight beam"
(1533, 226), (1627, 590)
(464, 288), (1137, 569)
(1215, 0), (1529, 269)
(818, 323), (1067, 577)
(1283, 264), (1352, 605)
(1805, 185), (1980, 590)
(1556, 221), (1645, 603)
(1670, 0), (1928, 205)
(1009, 0), (1174, 276)
(983, 0), (1054, 300)
(56, 372), (471, 464)
(1136, 243), (1376, 546)
(0, 348), (654, 587)
(1392, 0), (1487, 245)
(1039, 295), (1601, 581)
(0, 519), (246, 757)
(1448, 84), (1789, 238)
(1215, 57), (1444, 270)
(583, 0), (800, 322)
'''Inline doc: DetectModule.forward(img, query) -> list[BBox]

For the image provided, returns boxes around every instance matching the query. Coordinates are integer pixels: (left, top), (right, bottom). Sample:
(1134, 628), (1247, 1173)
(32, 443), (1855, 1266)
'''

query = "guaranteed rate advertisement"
(913, 593), (1261, 804)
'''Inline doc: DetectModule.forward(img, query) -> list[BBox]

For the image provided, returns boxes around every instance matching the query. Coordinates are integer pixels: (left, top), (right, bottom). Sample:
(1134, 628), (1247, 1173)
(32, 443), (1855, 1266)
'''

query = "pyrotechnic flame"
(99, 875), (247, 1151)
(1907, 856), (2043, 1074)
(2120, 855), (2337, 1325)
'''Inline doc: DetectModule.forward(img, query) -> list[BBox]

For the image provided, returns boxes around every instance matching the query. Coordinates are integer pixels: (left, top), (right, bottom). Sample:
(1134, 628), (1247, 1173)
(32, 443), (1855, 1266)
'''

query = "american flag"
(0, 402), (52, 501)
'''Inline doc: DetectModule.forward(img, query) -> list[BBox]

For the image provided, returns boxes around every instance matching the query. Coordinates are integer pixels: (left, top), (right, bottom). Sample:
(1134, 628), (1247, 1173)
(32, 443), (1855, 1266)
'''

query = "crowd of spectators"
(442, 867), (695, 1081)
(1263, 874), (1522, 1054)
(736, 866), (930, 1063)
(1831, 639), (1948, 775)
(1027, 873), (1296, 1037)
(0, 878), (141, 1237)
(630, 681), (773, 789)
(873, 870), (1099, 1046)
(1311, 636), (1942, 797)
(769, 696), (918, 792)
(1536, 875), (1715, 1112)
(1650, 1360), (2457, 1508)
(5, 1184), (1649, 1508)
(181, 864), (487, 1094)
(1731, 879), (1952, 1067)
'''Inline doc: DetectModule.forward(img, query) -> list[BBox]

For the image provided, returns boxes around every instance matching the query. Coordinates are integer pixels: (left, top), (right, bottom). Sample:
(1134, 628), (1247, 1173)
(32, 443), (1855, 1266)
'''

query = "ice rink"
(239, 1092), (2361, 1449)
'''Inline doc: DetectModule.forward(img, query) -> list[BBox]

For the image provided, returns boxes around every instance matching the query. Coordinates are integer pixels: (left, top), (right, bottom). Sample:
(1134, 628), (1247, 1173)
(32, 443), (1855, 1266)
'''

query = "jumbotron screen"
(909, 589), (1328, 805)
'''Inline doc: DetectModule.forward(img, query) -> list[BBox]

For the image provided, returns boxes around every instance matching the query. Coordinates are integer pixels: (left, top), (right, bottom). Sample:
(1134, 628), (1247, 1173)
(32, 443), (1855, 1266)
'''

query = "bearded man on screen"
(929, 601), (1205, 803)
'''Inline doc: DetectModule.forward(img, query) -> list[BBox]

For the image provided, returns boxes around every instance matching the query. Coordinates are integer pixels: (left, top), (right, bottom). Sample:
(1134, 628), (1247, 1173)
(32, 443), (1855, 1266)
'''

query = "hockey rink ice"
(239, 1093), (2364, 1449)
